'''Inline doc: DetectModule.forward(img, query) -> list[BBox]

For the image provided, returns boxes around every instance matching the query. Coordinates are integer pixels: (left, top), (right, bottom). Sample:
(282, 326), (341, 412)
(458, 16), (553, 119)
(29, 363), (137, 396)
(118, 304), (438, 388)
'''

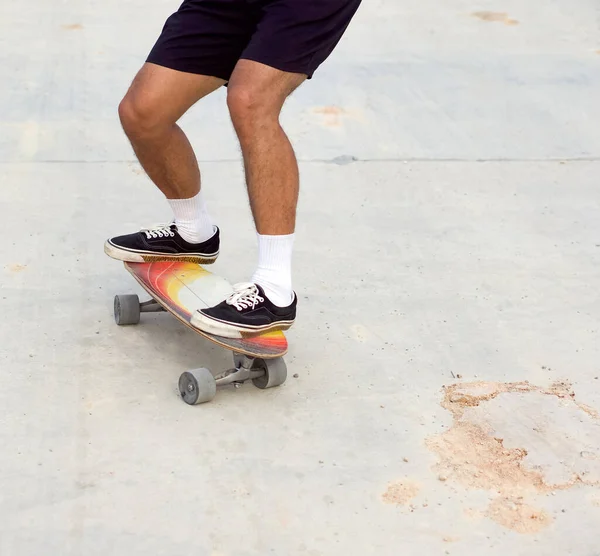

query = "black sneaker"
(104, 223), (220, 264)
(190, 283), (296, 338)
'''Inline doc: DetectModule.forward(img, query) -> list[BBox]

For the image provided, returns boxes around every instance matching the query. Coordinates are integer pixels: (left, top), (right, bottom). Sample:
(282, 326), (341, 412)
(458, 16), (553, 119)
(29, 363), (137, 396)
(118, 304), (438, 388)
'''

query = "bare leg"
(227, 60), (306, 234)
(190, 61), (306, 334)
(118, 63), (225, 199)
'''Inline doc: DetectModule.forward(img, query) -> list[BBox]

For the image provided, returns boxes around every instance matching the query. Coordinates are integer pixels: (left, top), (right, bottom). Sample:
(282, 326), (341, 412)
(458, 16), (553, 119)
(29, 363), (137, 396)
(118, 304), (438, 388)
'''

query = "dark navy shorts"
(147, 0), (362, 80)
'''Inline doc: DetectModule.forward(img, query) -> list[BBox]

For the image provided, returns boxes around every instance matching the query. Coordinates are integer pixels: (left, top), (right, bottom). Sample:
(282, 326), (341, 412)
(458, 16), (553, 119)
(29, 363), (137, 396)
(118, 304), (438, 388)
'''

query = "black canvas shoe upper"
(108, 223), (220, 257)
(200, 283), (296, 328)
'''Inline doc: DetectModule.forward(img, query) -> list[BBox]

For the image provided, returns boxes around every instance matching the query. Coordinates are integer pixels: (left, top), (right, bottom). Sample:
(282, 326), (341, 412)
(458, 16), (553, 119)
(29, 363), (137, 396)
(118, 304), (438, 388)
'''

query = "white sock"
(251, 233), (295, 307)
(167, 191), (215, 244)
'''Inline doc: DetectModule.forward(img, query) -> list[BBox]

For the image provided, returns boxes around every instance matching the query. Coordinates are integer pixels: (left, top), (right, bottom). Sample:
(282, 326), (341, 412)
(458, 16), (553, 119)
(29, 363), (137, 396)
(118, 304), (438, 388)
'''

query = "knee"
(227, 84), (276, 129)
(118, 93), (168, 139)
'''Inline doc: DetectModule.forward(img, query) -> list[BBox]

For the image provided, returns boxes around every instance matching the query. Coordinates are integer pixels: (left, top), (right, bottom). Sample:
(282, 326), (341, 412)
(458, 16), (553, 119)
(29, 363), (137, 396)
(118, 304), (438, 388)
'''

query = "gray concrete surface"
(1, 0), (600, 554)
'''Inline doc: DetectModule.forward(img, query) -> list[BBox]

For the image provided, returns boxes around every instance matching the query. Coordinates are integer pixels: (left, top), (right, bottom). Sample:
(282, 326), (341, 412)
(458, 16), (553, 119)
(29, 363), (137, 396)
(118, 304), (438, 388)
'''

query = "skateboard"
(112, 261), (288, 405)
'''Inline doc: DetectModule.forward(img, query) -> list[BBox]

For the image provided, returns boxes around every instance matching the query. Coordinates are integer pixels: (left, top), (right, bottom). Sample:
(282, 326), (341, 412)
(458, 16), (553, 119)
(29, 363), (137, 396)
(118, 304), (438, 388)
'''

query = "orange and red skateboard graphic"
(125, 261), (288, 358)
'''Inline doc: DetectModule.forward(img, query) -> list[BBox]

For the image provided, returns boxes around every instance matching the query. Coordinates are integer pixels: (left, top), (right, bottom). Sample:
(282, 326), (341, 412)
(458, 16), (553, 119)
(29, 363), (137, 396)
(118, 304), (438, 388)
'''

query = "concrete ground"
(1, 0), (599, 554)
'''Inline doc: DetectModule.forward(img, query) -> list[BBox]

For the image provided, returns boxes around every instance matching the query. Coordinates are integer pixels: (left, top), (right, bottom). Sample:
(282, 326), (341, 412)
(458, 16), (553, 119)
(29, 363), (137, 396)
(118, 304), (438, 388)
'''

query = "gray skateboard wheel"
(252, 358), (287, 390)
(179, 368), (217, 405)
(114, 294), (140, 325)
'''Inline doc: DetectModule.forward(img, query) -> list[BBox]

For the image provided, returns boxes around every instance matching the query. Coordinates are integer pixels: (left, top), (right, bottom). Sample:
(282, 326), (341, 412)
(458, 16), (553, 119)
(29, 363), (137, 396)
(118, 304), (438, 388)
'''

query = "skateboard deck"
(124, 261), (288, 358)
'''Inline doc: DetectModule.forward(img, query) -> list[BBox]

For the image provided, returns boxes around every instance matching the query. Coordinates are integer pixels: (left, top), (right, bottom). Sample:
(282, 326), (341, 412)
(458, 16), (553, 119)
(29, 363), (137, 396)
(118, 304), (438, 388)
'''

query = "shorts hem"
(238, 54), (314, 79)
(146, 57), (232, 82)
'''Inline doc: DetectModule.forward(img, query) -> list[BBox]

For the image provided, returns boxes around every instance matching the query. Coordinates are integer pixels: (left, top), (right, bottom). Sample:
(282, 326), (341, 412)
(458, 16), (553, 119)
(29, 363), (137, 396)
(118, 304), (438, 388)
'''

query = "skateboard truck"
(114, 295), (165, 325)
(213, 355), (263, 385)
(139, 299), (166, 313)
(114, 292), (288, 405)
(178, 355), (287, 405)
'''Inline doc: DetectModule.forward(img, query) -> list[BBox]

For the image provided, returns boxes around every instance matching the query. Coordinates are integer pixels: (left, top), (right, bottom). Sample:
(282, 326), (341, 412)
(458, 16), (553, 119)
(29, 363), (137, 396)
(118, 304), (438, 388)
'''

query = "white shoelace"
(226, 283), (264, 311)
(141, 223), (175, 240)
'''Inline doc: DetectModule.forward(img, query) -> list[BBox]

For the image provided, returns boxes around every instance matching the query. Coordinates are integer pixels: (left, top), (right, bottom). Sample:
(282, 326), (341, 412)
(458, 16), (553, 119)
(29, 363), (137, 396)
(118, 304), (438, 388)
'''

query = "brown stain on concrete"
(427, 380), (600, 533)
(471, 12), (519, 26)
(311, 106), (363, 128)
(486, 497), (550, 534)
(382, 481), (419, 506)
(6, 263), (27, 273)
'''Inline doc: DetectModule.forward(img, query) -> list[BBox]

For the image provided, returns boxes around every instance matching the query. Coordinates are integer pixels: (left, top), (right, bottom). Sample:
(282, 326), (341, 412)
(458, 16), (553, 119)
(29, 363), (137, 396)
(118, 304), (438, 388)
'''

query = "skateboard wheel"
(179, 368), (216, 405)
(114, 294), (140, 325)
(252, 358), (287, 390)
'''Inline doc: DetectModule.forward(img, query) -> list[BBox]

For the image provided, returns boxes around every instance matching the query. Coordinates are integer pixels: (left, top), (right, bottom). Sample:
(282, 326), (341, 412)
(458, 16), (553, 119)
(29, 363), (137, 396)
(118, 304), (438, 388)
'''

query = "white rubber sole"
(190, 310), (294, 339)
(104, 240), (218, 264)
